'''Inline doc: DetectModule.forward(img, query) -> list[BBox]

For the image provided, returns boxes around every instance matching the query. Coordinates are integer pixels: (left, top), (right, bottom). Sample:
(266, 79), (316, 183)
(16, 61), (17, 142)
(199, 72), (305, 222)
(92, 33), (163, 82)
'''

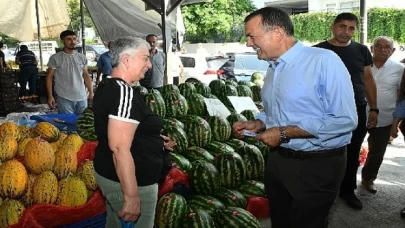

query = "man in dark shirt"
(16, 45), (38, 97)
(0, 42), (7, 72)
(315, 12), (378, 210)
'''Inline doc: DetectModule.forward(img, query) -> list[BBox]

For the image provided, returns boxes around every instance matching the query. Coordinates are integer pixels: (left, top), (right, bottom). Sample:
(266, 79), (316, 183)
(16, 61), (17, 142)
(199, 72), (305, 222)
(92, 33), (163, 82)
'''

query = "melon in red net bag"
(246, 196), (270, 218)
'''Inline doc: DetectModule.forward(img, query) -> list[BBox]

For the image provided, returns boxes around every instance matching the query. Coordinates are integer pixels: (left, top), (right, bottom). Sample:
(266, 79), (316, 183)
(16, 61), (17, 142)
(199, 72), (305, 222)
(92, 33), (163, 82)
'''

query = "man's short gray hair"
(110, 37), (150, 68)
(372, 36), (394, 48)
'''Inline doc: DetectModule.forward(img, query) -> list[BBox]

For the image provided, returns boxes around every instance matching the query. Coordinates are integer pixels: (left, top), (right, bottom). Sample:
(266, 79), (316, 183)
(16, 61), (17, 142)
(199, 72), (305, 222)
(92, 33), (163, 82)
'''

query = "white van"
(15, 41), (59, 65)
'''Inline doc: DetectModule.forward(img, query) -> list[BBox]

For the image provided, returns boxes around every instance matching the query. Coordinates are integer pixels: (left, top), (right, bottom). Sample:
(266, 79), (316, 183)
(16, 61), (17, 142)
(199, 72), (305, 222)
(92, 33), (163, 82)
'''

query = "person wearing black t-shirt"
(92, 37), (175, 228)
(314, 12), (378, 210)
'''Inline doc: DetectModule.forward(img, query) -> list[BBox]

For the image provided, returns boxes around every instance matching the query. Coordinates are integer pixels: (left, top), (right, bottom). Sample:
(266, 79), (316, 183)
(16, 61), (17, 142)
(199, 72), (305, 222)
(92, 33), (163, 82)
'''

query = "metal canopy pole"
(360, 0), (367, 44)
(80, 0), (86, 55)
(161, 0), (168, 85)
(35, 0), (44, 71)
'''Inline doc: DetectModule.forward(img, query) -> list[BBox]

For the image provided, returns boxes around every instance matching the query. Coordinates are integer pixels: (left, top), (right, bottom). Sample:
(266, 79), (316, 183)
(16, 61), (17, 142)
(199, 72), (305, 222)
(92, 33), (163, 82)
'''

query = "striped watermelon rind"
(238, 180), (265, 197)
(213, 152), (246, 188)
(186, 195), (225, 216)
(184, 146), (214, 163)
(162, 126), (189, 154)
(169, 152), (192, 173)
(207, 116), (231, 142)
(204, 141), (235, 157)
(190, 161), (221, 195)
(237, 145), (265, 181)
(215, 207), (261, 228)
(183, 209), (216, 228)
(214, 188), (247, 208)
(164, 92), (189, 118)
(155, 192), (188, 228)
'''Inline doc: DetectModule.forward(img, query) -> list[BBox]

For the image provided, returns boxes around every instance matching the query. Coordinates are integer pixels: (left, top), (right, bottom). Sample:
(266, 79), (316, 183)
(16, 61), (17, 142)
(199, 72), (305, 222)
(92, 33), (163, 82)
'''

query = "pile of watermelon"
(134, 80), (271, 228)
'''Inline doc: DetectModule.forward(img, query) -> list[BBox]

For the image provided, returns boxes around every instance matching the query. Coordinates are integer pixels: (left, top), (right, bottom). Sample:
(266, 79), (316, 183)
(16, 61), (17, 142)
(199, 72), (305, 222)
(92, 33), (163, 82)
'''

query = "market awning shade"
(0, 0), (70, 41)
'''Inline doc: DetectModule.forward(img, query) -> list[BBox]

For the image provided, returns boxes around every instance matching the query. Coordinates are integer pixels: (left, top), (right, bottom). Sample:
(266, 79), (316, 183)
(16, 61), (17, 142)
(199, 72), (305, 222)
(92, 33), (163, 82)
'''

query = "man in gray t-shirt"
(46, 30), (93, 114)
(140, 34), (165, 90)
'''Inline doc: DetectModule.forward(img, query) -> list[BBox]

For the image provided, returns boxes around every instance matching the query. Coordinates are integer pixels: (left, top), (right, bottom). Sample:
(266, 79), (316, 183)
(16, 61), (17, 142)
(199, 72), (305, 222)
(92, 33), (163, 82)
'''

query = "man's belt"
(275, 146), (346, 159)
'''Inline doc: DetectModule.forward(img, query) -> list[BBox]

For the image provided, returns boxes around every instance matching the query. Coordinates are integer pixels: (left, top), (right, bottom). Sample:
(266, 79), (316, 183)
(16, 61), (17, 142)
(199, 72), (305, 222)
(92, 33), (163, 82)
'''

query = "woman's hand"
(118, 195), (141, 222)
(161, 135), (176, 151)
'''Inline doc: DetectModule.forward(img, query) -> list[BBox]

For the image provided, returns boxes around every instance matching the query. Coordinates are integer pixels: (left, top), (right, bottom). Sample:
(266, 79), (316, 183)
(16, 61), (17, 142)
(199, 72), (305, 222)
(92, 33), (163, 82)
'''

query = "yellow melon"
(0, 136), (18, 162)
(53, 148), (78, 180)
(33, 122), (60, 142)
(77, 160), (98, 191)
(50, 132), (68, 152)
(24, 137), (55, 174)
(0, 122), (18, 139)
(56, 176), (87, 207)
(16, 125), (31, 142)
(0, 199), (25, 227)
(17, 137), (31, 157)
(20, 173), (37, 207)
(32, 171), (58, 204)
(62, 133), (84, 153)
(0, 160), (28, 199)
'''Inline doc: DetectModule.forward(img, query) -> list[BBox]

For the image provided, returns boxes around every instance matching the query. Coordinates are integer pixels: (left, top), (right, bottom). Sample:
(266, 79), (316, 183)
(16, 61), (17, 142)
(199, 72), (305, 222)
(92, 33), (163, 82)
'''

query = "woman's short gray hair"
(110, 36), (150, 68)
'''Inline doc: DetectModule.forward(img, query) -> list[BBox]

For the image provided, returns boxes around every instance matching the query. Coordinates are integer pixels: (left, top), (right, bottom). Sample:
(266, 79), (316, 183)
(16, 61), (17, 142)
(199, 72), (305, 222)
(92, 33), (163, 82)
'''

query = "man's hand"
(47, 96), (56, 110)
(118, 195), (141, 222)
(254, 127), (281, 147)
(88, 93), (94, 106)
(390, 124), (399, 138)
(232, 120), (265, 138)
(367, 112), (378, 128)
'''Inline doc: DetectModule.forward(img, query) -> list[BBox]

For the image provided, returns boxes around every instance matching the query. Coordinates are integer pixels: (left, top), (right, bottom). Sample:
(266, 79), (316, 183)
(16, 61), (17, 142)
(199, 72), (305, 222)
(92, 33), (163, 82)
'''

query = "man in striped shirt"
(15, 45), (38, 97)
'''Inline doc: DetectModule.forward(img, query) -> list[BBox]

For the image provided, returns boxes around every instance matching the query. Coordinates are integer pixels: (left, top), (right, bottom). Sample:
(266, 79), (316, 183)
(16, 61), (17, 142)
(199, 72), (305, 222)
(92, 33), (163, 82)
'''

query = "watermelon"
(162, 84), (180, 94)
(250, 85), (261, 102)
(195, 83), (211, 97)
(243, 137), (265, 148)
(251, 72), (264, 81)
(163, 118), (185, 129)
(206, 94), (218, 99)
(155, 192), (188, 228)
(218, 84), (238, 108)
(237, 81), (252, 87)
(226, 113), (247, 128)
(144, 92), (166, 118)
(215, 207), (261, 228)
(213, 152), (246, 188)
(77, 109), (97, 141)
(190, 161), (221, 195)
(179, 115), (201, 131)
(237, 145), (265, 180)
(170, 153), (192, 173)
(240, 109), (259, 121)
(207, 116), (231, 142)
(209, 79), (226, 97)
(225, 80), (238, 87)
(148, 88), (162, 97)
(133, 85), (148, 97)
(257, 143), (274, 164)
(214, 188), (246, 208)
(236, 85), (253, 98)
(204, 141), (235, 157)
(179, 82), (197, 98)
(162, 126), (188, 154)
(238, 180), (265, 197)
(183, 209), (216, 228)
(164, 92), (188, 118)
(185, 117), (212, 147)
(184, 146), (214, 163)
(187, 93), (207, 117)
(224, 138), (246, 151)
(187, 195), (225, 216)
(252, 80), (264, 87)
(79, 128), (97, 141)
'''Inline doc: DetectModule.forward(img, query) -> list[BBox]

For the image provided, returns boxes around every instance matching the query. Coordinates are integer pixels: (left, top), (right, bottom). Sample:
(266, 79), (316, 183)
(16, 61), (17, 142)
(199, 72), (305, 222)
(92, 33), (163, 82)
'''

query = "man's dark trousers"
(19, 67), (38, 96)
(340, 104), (367, 194)
(265, 148), (346, 228)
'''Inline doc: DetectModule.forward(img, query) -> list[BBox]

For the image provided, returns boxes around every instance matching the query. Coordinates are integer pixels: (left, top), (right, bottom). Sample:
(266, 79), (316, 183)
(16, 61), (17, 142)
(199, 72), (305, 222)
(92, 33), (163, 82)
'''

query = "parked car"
(76, 44), (108, 62)
(179, 53), (228, 85)
(219, 53), (269, 81)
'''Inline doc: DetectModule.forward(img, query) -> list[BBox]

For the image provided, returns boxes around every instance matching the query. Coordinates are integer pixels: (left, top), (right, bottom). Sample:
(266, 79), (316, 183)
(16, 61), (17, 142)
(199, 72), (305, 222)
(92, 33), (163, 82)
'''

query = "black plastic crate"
(0, 87), (19, 101)
(0, 99), (21, 116)
(0, 70), (18, 85)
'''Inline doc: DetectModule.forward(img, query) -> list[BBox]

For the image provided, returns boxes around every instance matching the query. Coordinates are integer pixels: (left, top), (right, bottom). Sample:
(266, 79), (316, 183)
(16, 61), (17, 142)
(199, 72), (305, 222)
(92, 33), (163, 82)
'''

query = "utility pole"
(359, 0), (367, 44)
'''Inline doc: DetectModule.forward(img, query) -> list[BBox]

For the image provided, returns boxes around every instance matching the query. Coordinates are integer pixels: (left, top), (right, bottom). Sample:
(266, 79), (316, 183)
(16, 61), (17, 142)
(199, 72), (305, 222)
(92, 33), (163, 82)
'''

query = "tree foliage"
(67, 0), (94, 33)
(181, 0), (256, 43)
(291, 8), (405, 44)
(0, 33), (19, 47)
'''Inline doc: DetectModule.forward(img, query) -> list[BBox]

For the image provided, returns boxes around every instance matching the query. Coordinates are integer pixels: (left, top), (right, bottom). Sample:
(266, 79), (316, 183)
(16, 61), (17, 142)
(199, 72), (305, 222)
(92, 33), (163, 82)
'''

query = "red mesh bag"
(10, 141), (105, 227)
(158, 168), (190, 197)
(246, 196), (270, 218)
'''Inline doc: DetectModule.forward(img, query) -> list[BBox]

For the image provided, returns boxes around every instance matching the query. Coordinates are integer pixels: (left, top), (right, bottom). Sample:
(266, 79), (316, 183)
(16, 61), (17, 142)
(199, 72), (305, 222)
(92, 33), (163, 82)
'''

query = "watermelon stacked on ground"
(164, 92), (188, 118)
(169, 153), (192, 173)
(237, 145), (265, 181)
(155, 192), (188, 228)
(237, 85), (253, 98)
(187, 93), (207, 117)
(250, 85), (262, 102)
(225, 80), (238, 87)
(209, 80), (226, 97)
(184, 146), (214, 163)
(240, 110), (259, 121)
(133, 85), (149, 98)
(179, 82), (197, 99)
(238, 180), (265, 198)
(204, 141), (235, 157)
(162, 125), (188, 154)
(218, 84), (238, 108)
(190, 161), (221, 195)
(215, 207), (261, 228)
(207, 116), (231, 142)
(183, 209), (216, 228)
(195, 83), (211, 98)
(162, 84), (180, 94)
(144, 90), (166, 118)
(213, 152), (246, 189)
(187, 195), (225, 216)
(214, 188), (246, 208)
(238, 81), (252, 87)
(184, 116), (212, 148)
(163, 118), (185, 130)
(77, 107), (97, 141)
(226, 113), (248, 128)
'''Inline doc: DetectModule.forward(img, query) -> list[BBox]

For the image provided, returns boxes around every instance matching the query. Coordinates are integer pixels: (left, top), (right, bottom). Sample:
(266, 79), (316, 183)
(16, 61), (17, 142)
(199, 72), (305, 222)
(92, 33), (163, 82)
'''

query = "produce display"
(0, 75), (269, 227)
(0, 121), (99, 227)
(133, 78), (272, 228)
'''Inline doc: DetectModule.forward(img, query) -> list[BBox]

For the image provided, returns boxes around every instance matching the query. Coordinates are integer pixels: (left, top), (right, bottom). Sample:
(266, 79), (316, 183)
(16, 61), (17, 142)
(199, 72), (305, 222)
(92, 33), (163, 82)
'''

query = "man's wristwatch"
(279, 127), (290, 144)
(369, 108), (379, 114)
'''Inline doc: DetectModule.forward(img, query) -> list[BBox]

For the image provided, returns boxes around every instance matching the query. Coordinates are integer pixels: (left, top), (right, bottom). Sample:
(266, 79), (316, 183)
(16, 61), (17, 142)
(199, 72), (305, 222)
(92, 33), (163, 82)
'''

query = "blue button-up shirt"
(257, 41), (358, 151)
(97, 51), (112, 75)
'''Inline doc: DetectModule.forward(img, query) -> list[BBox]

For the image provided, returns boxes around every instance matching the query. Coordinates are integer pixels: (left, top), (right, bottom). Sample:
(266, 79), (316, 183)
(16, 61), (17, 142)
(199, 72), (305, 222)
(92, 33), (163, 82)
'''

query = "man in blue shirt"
(233, 7), (358, 228)
(96, 41), (113, 84)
